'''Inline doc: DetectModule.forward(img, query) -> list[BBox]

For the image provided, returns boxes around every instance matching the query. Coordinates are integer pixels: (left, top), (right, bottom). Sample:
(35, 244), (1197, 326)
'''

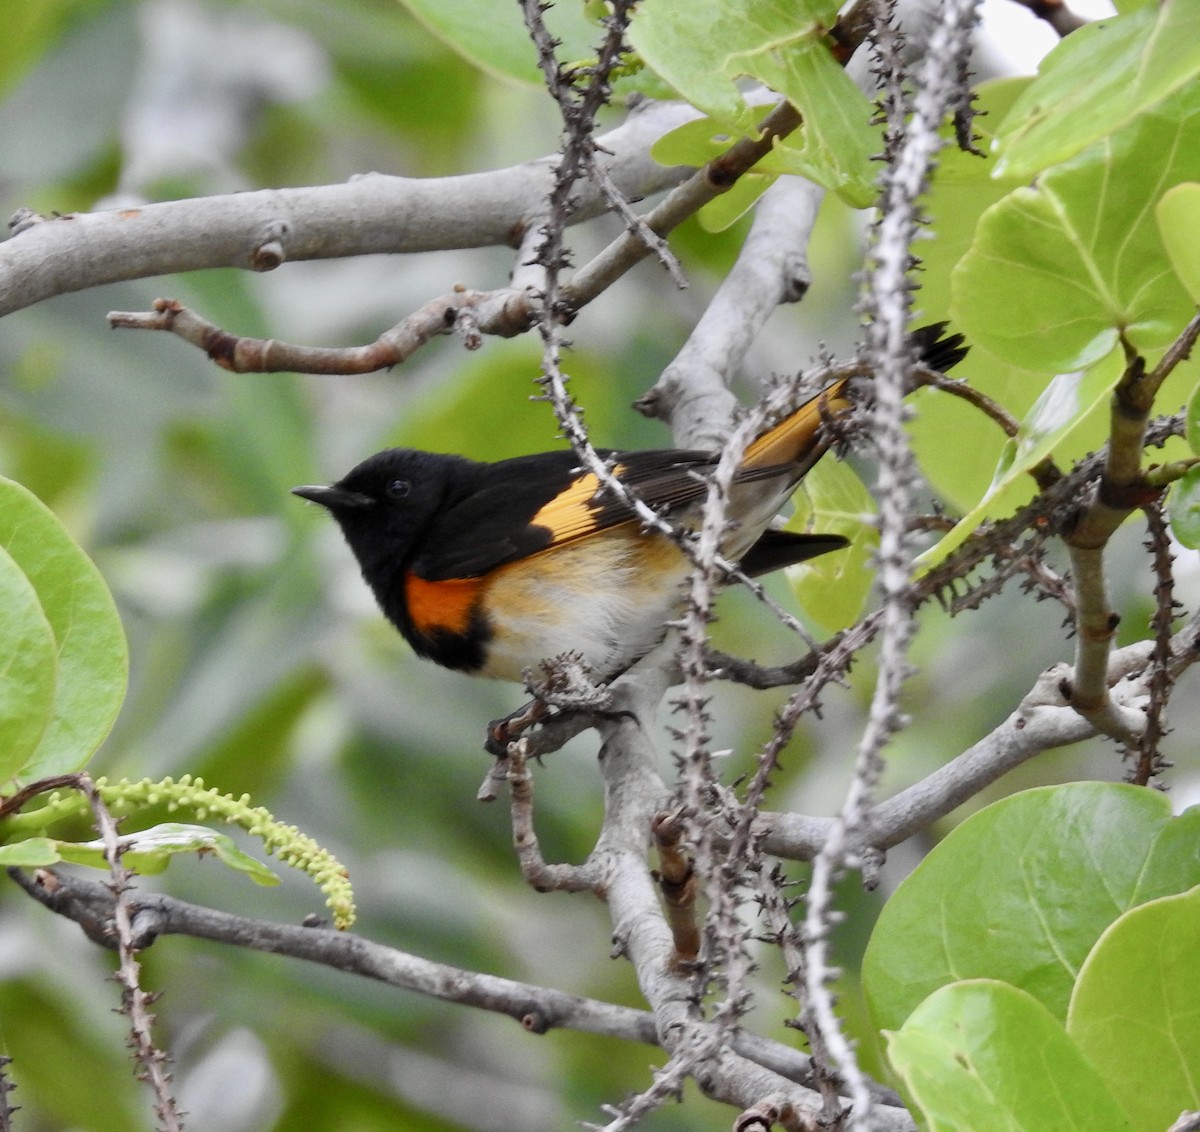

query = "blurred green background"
(1, 2), (1193, 1129)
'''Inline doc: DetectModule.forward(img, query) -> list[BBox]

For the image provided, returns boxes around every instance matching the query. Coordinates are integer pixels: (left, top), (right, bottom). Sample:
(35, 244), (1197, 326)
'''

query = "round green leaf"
(629, 0), (838, 135)
(953, 83), (1200, 374)
(629, 0), (876, 205)
(0, 542), (57, 785)
(863, 784), (1200, 1032)
(888, 980), (1133, 1132)
(1069, 887), (1200, 1132)
(993, 1), (1200, 182)
(0, 477), (128, 782)
(1157, 182), (1200, 305)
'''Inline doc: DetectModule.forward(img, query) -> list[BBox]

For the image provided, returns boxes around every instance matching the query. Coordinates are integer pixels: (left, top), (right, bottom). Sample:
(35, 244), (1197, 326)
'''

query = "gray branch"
(9, 862), (900, 1118)
(0, 98), (699, 317)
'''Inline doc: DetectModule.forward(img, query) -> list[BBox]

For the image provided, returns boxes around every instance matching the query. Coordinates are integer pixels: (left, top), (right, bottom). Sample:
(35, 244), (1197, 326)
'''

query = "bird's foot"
(485, 697), (552, 757)
(483, 653), (614, 757)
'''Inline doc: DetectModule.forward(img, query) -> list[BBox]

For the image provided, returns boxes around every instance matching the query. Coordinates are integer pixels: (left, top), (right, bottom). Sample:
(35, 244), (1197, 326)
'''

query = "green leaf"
(0, 476), (128, 783)
(887, 981), (1133, 1132)
(0, 836), (62, 868)
(650, 114), (747, 166)
(862, 784), (1200, 1032)
(1068, 887), (1200, 1132)
(695, 172), (775, 232)
(953, 84), (1200, 374)
(993, 0), (1200, 181)
(0, 543), (57, 785)
(785, 458), (877, 633)
(747, 42), (878, 206)
(1168, 465), (1200, 549)
(1157, 182), (1200, 305)
(394, 0), (598, 86)
(630, 0), (877, 205)
(58, 823), (279, 886)
(629, 0), (838, 134)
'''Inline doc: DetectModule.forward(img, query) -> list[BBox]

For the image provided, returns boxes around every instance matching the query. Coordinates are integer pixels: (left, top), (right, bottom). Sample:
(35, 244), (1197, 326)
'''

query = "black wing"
(412, 447), (788, 581)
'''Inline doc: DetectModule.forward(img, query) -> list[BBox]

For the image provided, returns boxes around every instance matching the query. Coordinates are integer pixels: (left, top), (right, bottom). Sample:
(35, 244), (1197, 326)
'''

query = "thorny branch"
(1129, 500), (1179, 785)
(514, 6), (751, 1126)
(0, 1056), (15, 1132)
(78, 776), (184, 1132)
(794, 0), (984, 1122)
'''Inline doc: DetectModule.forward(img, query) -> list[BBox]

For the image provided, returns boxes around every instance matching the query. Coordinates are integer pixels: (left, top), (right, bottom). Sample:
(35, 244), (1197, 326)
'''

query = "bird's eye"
(386, 479), (412, 499)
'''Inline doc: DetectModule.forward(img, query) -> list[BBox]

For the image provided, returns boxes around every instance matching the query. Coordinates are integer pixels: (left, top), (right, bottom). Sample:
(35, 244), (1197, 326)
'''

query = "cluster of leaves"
(0, 475), (126, 785)
(864, 784), (1200, 1130)
(791, 0), (1200, 618)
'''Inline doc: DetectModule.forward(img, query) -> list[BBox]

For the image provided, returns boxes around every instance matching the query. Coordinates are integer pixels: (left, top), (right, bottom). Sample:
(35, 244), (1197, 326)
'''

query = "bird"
(294, 327), (966, 691)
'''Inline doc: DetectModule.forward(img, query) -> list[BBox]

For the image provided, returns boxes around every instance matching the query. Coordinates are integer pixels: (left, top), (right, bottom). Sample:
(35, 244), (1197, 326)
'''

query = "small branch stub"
(249, 220), (291, 271)
(652, 809), (700, 967)
(733, 1097), (797, 1132)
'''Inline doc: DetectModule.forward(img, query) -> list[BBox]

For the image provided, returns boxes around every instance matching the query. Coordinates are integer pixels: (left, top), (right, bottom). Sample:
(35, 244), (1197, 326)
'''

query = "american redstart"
(294, 326), (966, 687)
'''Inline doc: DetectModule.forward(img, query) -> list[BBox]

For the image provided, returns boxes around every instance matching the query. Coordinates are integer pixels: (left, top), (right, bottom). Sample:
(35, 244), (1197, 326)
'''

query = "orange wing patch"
(743, 380), (851, 469)
(526, 466), (628, 546)
(404, 573), (486, 636)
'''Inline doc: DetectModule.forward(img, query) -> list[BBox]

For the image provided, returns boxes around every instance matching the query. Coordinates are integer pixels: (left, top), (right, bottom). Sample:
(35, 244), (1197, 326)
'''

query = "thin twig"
(505, 741), (598, 892)
(1007, 0), (1089, 36)
(108, 290), (538, 374)
(651, 810), (700, 967)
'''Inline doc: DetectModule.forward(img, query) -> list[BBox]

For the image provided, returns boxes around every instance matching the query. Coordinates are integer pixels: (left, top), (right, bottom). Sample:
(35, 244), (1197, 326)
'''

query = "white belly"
(478, 530), (691, 682)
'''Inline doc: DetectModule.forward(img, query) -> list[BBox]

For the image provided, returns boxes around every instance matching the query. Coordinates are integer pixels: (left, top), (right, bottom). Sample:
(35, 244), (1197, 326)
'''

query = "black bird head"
(293, 449), (478, 579)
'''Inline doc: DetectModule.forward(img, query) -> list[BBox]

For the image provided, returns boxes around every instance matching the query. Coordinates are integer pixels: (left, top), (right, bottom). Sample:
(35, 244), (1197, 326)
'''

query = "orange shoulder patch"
(404, 573), (485, 636)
